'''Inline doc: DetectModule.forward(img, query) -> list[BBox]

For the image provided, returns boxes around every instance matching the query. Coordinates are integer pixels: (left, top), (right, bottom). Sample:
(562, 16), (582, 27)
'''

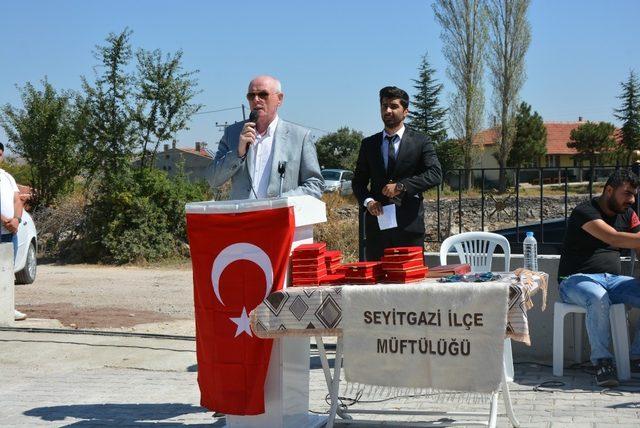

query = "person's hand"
(382, 183), (401, 198)
(3, 217), (18, 233)
(238, 122), (257, 158)
(366, 200), (383, 216)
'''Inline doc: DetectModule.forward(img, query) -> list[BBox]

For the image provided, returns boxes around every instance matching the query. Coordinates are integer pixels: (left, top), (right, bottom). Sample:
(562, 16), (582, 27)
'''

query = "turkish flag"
(186, 206), (295, 415)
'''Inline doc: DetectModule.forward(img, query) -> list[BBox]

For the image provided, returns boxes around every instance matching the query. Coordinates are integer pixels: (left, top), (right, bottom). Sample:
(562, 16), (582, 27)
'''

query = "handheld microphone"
(248, 109), (259, 123)
(244, 109), (261, 199)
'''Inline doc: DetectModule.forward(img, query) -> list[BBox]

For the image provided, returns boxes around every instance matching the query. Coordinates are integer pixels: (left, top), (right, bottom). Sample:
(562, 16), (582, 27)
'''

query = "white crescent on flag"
(211, 242), (274, 306)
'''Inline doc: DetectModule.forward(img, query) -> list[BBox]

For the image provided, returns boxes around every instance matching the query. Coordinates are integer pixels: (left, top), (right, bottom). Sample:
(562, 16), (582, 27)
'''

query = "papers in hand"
(377, 204), (397, 230)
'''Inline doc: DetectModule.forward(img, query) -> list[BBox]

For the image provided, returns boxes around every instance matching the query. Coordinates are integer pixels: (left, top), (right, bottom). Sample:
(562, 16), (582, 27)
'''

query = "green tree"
(436, 139), (464, 182)
(408, 52), (447, 145)
(2, 157), (32, 185)
(614, 70), (640, 164)
(315, 127), (363, 171)
(433, 0), (488, 189)
(0, 79), (83, 207)
(78, 29), (210, 264)
(134, 49), (203, 168)
(81, 28), (136, 183)
(507, 102), (546, 167)
(486, 0), (531, 191)
(567, 122), (617, 176)
(83, 167), (211, 264)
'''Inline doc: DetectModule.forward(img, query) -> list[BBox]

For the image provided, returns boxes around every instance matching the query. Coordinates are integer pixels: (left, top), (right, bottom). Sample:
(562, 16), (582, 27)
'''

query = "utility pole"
(215, 122), (229, 133)
(241, 104), (247, 120)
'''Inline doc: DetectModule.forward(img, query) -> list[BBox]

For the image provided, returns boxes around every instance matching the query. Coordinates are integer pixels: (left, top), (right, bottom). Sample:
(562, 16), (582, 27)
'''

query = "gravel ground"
(14, 263), (197, 334)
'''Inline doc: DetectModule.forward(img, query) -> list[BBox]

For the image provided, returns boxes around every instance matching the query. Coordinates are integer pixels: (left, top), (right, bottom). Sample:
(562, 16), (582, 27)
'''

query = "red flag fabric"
(186, 206), (295, 415)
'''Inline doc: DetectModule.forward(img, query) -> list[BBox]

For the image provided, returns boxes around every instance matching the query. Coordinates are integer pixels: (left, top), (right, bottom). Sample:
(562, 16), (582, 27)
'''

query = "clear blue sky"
(1, 0), (639, 151)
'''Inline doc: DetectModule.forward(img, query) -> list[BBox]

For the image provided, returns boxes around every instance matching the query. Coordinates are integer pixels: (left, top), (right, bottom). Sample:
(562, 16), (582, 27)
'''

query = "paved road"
(2, 328), (640, 427)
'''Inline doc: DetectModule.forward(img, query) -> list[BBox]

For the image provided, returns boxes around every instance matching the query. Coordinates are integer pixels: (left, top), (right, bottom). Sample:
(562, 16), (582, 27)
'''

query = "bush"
(32, 191), (87, 260)
(314, 192), (360, 263)
(81, 167), (212, 264)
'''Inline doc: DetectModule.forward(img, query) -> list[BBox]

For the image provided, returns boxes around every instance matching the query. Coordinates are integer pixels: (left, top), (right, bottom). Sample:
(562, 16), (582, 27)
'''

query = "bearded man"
(352, 86), (441, 261)
(558, 169), (640, 386)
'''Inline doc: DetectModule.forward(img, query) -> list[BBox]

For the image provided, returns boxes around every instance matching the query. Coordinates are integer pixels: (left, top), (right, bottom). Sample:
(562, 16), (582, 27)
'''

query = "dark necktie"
(386, 135), (397, 175)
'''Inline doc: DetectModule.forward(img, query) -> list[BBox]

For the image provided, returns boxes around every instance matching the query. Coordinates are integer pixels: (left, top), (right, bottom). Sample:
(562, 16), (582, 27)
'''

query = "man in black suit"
(353, 86), (442, 261)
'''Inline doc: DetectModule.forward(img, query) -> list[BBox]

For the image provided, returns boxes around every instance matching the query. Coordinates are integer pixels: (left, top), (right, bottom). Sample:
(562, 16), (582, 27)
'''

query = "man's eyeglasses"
(246, 91), (278, 101)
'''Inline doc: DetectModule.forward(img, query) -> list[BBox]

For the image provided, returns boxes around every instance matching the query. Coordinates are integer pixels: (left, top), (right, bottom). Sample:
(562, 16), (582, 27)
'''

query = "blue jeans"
(559, 273), (640, 364)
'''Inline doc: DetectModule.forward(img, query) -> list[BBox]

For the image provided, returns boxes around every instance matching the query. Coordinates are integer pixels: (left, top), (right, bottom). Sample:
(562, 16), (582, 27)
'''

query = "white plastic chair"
(553, 302), (630, 380)
(439, 231), (514, 381)
(440, 231), (511, 272)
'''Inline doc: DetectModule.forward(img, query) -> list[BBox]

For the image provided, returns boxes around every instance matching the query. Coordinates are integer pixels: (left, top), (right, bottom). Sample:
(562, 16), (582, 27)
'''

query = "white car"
(14, 211), (37, 284)
(321, 169), (353, 195)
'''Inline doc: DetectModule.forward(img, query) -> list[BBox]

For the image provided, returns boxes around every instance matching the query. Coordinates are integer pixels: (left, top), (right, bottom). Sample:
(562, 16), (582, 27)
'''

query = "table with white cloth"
(250, 270), (548, 428)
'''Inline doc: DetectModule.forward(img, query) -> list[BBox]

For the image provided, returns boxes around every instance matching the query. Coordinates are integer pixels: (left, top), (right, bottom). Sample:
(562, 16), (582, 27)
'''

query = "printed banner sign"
(186, 206), (294, 415)
(342, 282), (509, 393)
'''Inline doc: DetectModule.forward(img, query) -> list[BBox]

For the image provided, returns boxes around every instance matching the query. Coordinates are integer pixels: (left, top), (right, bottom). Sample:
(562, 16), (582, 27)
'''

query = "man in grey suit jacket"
(209, 75), (324, 200)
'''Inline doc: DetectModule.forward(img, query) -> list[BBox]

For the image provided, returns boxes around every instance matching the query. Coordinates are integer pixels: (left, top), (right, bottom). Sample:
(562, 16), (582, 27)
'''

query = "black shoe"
(631, 359), (640, 374)
(595, 358), (619, 387)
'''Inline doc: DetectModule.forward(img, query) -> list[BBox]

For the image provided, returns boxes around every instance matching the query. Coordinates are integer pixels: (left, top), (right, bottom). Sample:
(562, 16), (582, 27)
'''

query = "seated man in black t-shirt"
(558, 169), (640, 387)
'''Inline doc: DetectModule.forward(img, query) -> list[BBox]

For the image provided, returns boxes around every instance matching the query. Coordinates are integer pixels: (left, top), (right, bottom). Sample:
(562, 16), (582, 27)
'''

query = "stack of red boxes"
(381, 246), (428, 283)
(319, 250), (346, 285)
(324, 250), (342, 274)
(342, 261), (384, 284)
(291, 243), (327, 286)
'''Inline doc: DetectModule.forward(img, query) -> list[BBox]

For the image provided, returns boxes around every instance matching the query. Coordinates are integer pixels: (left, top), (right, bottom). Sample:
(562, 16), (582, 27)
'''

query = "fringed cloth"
(341, 282), (509, 396)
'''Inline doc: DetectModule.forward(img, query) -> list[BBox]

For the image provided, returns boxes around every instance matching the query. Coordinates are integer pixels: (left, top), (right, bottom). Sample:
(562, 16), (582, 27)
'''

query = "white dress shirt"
(251, 116), (279, 199)
(382, 125), (405, 169)
(0, 169), (19, 234)
(363, 125), (406, 208)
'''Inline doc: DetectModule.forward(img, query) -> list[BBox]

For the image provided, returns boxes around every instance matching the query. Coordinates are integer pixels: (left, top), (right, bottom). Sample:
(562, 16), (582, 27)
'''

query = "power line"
(286, 120), (331, 134)
(195, 106), (243, 115)
(192, 105), (331, 134)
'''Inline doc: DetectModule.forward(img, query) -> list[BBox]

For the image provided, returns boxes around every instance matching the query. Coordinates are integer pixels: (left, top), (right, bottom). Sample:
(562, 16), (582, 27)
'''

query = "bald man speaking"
(209, 75), (324, 200)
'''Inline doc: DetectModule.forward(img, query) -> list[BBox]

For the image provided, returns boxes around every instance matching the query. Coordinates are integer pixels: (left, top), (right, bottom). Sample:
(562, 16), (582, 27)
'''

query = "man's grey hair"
(249, 75), (282, 93)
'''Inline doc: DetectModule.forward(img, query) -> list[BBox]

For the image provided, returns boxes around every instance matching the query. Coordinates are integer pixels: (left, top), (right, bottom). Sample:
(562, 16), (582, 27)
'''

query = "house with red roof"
(472, 118), (622, 182)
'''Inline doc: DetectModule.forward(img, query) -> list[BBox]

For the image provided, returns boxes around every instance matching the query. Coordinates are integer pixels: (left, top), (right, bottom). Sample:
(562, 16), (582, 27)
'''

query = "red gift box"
(384, 266), (429, 283)
(292, 268), (327, 280)
(327, 263), (343, 274)
(292, 242), (326, 258)
(319, 273), (346, 285)
(292, 263), (327, 273)
(426, 264), (471, 278)
(380, 252), (423, 263)
(291, 254), (325, 266)
(381, 258), (425, 271)
(291, 278), (323, 286)
(383, 246), (423, 255)
(324, 250), (342, 262)
(343, 262), (383, 279)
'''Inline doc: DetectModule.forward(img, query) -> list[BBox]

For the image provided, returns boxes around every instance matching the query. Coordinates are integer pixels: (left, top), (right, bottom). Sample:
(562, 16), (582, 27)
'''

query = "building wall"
(152, 150), (212, 183)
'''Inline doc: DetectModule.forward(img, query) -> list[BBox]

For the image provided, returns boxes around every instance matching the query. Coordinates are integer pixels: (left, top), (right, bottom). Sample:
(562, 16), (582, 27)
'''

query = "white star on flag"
(230, 307), (253, 337)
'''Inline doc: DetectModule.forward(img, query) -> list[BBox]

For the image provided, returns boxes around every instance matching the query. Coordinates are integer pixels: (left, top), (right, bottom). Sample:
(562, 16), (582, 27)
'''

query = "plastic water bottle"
(523, 231), (538, 271)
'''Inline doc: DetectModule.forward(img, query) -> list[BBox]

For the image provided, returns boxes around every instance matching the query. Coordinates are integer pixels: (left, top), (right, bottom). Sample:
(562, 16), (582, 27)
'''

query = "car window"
(322, 171), (341, 181)
(343, 172), (353, 180)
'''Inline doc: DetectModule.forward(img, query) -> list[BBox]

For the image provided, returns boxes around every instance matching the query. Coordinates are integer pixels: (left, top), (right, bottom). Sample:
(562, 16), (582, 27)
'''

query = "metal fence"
(358, 164), (637, 260)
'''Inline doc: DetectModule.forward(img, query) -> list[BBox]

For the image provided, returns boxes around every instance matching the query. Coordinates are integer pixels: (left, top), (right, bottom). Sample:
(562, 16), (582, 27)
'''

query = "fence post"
(358, 206), (367, 262)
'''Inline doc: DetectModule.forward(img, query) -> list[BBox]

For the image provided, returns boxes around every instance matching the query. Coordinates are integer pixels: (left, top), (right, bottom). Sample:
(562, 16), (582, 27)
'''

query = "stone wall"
(331, 194), (596, 244)
(424, 195), (592, 241)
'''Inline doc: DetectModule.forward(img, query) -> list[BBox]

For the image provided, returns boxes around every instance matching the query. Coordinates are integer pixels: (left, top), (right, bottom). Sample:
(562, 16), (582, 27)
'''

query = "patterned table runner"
(251, 270), (547, 345)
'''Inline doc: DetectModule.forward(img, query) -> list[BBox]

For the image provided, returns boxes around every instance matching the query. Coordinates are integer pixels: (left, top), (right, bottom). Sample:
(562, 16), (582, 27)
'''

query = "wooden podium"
(186, 195), (327, 428)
